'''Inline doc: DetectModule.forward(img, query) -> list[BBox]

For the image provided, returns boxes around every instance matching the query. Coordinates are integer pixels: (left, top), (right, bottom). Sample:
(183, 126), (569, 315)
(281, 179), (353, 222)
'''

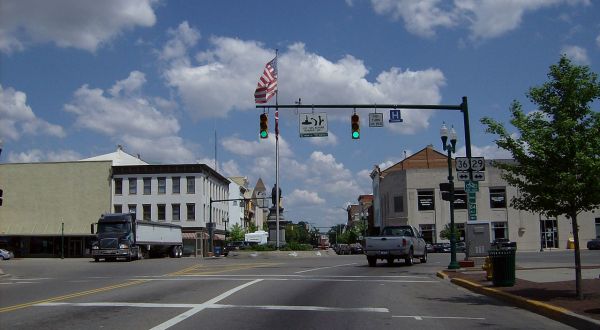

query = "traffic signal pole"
(257, 97), (474, 259)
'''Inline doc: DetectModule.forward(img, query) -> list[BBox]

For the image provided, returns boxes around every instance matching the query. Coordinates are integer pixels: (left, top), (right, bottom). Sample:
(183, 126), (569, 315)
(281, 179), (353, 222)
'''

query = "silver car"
(0, 248), (14, 260)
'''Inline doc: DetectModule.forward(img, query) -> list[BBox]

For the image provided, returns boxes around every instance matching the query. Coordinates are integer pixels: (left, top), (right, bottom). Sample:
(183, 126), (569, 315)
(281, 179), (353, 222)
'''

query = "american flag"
(254, 57), (277, 104)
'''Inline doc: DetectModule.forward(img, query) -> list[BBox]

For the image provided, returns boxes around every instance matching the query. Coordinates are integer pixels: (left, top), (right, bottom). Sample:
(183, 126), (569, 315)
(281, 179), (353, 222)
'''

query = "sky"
(1, 0), (599, 230)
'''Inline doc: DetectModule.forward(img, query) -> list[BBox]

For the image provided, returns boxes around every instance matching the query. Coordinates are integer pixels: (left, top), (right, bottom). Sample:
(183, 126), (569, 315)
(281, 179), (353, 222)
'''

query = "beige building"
(0, 160), (113, 257)
(370, 146), (599, 251)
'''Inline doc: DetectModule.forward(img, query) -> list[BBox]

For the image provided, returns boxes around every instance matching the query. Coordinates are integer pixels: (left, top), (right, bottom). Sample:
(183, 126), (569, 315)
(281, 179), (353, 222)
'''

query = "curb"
(438, 271), (600, 329)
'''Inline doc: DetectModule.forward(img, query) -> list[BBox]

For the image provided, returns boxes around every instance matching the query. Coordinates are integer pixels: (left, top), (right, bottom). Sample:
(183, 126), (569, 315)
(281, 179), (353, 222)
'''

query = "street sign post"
(299, 113), (328, 137)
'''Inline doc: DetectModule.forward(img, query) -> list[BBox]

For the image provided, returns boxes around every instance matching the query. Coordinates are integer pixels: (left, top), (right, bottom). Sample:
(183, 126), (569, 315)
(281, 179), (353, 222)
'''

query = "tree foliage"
(228, 223), (245, 242)
(481, 56), (600, 217)
(481, 56), (600, 299)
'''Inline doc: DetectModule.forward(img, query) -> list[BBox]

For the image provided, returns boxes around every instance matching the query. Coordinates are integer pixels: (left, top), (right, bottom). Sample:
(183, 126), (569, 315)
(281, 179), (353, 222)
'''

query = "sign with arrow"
(472, 171), (485, 181)
(457, 171), (470, 181)
(299, 113), (328, 137)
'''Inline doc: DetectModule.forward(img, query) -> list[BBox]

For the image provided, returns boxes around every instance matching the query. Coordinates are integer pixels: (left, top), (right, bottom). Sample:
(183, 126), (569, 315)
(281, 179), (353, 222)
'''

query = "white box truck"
(91, 213), (183, 262)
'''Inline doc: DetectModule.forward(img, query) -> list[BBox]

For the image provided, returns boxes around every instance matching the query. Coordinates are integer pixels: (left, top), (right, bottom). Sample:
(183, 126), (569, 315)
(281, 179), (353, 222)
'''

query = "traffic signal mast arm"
(255, 97), (473, 160)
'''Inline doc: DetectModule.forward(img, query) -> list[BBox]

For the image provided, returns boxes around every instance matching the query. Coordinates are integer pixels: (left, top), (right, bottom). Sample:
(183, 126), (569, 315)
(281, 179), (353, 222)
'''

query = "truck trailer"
(91, 213), (183, 262)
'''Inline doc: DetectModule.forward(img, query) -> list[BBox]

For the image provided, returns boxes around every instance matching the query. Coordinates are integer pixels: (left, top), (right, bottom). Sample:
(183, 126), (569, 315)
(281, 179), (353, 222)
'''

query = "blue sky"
(1, 0), (599, 229)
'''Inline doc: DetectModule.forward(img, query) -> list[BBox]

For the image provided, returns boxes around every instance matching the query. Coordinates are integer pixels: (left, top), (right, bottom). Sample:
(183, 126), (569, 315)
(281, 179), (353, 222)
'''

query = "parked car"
(426, 243), (435, 253)
(335, 244), (351, 255)
(587, 238), (600, 250)
(456, 241), (466, 253)
(350, 243), (364, 254)
(0, 248), (14, 260)
(432, 243), (450, 253)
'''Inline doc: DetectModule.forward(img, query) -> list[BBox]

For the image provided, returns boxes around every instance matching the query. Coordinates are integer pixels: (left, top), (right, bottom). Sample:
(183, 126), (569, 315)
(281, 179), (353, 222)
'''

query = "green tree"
(439, 223), (458, 241)
(228, 223), (245, 242)
(247, 222), (258, 233)
(481, 56), (600, 300)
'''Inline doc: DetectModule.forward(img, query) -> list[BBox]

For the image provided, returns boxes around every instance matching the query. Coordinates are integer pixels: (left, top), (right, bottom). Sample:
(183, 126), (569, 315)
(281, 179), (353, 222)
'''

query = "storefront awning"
(182, 232), (208, 240)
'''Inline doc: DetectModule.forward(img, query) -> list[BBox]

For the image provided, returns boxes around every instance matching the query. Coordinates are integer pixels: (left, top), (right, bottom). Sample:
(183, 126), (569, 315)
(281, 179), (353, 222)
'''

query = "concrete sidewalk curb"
(437, 271), (600, 330)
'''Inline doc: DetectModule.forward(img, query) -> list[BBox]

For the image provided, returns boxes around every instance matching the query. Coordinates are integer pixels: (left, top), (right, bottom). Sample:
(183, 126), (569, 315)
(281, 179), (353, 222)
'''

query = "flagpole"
(275, 49), (280, 250)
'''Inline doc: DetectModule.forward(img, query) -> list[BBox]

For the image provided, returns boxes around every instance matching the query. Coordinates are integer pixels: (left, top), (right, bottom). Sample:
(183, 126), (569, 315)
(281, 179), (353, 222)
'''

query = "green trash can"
(489, 248), (516, 287)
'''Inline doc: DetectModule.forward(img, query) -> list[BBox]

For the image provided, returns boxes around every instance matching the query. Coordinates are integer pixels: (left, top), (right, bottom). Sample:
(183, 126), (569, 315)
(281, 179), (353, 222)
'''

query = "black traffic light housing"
(259, 113), (268, 139)
(0, 188), (3, 206)
(351, 114), (360, 139)
(439, 182), (454, 202)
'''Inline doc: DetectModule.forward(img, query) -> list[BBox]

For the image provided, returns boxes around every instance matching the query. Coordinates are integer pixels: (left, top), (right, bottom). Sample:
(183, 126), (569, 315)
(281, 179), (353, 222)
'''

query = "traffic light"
(351, 114), (360, 139)
(0, 189), (3, 206)
(439, 182), (453, 201)
(259, 113), (268, 139)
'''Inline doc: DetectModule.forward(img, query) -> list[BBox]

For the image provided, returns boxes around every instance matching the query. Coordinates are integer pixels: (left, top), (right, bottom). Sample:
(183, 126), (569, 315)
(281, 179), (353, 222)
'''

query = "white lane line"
(131, 276), (437, 283)
(0, 281), (40, 285)
(212, 304), (389, 313)
(393, 316), (486, 321)
(294, 263), (358, 274)
(165, 274), (431, 279)
(37, 302), (197, 308)
(150, 279), (262, 330)
(36, 302), (389, 314)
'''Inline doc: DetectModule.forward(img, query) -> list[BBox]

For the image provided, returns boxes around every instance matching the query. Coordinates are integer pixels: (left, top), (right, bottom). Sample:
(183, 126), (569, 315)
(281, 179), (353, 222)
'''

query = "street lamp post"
(441, 123), (460, 270)
(223, 217), (229, 242)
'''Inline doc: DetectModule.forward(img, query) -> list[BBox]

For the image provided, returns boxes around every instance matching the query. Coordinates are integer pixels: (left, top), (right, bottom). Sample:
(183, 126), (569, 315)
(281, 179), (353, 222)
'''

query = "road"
(0, 252), (585, 330)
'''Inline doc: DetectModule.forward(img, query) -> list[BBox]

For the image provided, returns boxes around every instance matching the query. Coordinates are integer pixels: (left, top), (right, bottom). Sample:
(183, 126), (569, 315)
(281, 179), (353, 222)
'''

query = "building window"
(143, 204), (151, 220)
(417, 190), (435, 211)
(114, 204), (122, 213)
(157, 204), (166, 221)
(490, 187), (506, 208)
(172, 204), (180, 221)
(143, 177), (151, 195)
(492, 222), (508, 241)
(158, 177), (166, 194)
(454, 189), (467, 210)
(186, 203), (195, 221)
(393, 196), (403, 213)
(128, 204), (137, 215)
(128, 178), (137, 195)
(172, 177), (180, 194)
(187, 176), (195, 194)
(114, 178), (123, 195)
(419, 224), (436, 243)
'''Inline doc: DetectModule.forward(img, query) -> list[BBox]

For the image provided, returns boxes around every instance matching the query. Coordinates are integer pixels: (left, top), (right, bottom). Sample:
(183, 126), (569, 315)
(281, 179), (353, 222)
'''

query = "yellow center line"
(0, 279), (149, 313)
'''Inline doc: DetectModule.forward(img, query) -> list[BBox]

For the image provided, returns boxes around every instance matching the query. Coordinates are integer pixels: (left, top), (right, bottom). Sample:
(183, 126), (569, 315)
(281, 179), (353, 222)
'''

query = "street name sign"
(464, 180), (479, 192)
(369, 113), (384, 127)
(299, 113), (328, 137)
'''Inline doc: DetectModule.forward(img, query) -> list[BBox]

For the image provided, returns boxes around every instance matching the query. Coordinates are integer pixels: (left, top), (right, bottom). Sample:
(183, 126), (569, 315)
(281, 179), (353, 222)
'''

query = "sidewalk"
(438, 264), (600, 329)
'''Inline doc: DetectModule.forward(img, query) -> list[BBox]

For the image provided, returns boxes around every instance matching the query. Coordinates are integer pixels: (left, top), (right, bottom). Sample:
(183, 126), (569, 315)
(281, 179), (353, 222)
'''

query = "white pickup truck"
(364, 225), (427, 267)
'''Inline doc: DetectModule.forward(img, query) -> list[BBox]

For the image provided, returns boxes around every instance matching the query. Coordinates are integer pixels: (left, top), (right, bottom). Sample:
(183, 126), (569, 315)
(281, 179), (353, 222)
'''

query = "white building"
(228, 177), (249, 230)
(371, 146), (599, 251)
(111, 164), (230, 252)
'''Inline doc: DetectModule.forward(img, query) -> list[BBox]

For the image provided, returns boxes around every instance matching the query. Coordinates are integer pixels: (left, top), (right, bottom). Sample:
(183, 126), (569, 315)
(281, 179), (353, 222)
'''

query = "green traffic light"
(352, 131), (360, 139)
(260, 131), (268, 139)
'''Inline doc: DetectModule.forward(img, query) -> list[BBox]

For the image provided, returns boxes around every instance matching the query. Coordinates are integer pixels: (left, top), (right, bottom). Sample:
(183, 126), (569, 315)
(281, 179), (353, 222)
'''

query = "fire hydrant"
(482, 256), (493, 281)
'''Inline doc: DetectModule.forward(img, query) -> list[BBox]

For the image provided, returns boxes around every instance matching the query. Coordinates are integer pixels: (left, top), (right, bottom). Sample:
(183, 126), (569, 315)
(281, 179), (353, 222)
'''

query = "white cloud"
(0, 0), (157, 53)
(0, 84), (65, 141)
(596, 34), (600, 49)
(308, 132), (339, 147)
(455, 144), (513, 159)
(160, 26), (446, 135)
(561, 45), (590, 65)
(287, 189), (326, 206)
(369, 0), (590, 40)
(7, 149), (81, 163)
(160, 21), (201, 62)
(64, 71), (196, 163)
(371, 0), (457, 37)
